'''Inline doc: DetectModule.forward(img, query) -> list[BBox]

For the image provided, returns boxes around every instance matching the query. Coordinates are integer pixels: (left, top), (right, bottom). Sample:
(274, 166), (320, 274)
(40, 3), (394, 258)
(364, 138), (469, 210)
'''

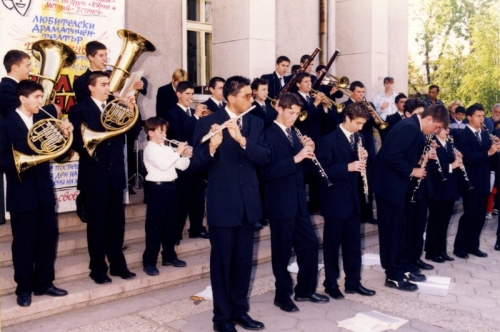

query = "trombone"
(362, 97), (388, 130)
(310, 89), (344, 113)
(322, 74), (350, 89)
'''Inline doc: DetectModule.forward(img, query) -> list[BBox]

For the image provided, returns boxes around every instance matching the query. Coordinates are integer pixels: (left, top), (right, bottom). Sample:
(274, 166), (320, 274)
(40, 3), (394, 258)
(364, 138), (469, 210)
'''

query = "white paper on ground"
(287, 262), (325, 273)
(415, 276), (454, 296)
(194, 285), (213, 300)
(362, 253), (381, 266)
(338, 310), (408, 332)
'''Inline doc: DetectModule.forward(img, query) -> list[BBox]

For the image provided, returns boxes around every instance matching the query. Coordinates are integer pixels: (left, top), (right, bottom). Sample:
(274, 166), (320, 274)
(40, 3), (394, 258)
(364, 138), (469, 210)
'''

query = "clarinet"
(293, 126), (333, 188)
(447, 134), (474, 191)
(410, 135), (432, 203)
(429, 133), (447, 182)
(357, 134), (369, 203)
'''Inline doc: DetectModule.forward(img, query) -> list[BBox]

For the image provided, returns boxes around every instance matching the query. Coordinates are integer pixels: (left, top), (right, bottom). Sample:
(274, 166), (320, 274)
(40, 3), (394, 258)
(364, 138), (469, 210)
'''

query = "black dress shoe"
(365, 217), (378, 225)
(404, 271), (426, 282)
(253, 222), (264, 231)
(232, 314), (264, 330)
(495, 241), (500, 251)
(453, 251), (469, 259)
(294, 292), (330, 303)
(34, 286), (68, 296)
(128, 185), (136, 195)
(273, 299), (299, 312)
(259, 218), (269, 226)
(0, 218), (6, 225)
(213, 321), (237, 332)
(325, 287), (344, 300)
(425, 253), (445, 263)
(468, 249), (488, 257)
(415, 258), (434, 270)
(189, 230), (210, 239)
(345, 285), (376, 296)
(17, 292), (31, 307)
(162, 258), (187, 267)
(440, 252), (455, 261)
(385, 278), (418, 291)
(90, 273), (112, 284)
(110, 270), (137, 279)
(143, 265), (160, 276)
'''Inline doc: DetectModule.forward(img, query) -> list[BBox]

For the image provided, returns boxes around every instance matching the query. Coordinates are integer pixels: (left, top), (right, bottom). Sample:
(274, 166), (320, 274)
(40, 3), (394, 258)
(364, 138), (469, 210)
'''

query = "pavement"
(5, 212), (500, 332)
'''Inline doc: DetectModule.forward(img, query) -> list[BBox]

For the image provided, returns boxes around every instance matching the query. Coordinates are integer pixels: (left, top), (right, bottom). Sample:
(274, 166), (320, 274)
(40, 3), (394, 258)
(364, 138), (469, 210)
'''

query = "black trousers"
(269, 212), (319, 301)
(454, 192), (489, 254)
(143, 181), (178, 266)
(176, 171), (205, 239)
(210, 222), (254, 324)
(84, 188), (128, 276)
(0, 172), (4, 222)
(425, 199), (455, 256)
(405, 198), (428, 266)
(304, 165), (321, 214)
(10, 206), (58, 295)
(376, 196), (411, 280)
(323, 211), (362, 290)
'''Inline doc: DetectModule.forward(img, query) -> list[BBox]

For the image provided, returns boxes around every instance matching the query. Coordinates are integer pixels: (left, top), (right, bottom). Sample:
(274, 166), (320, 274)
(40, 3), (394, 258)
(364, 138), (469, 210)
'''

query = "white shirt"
(273, 120), (290, 136)
(373, 91), (398, 120)
(7, 75), (19, 83)
(143, 141), (190, 182)
(15, 109), (33, 129)
(91, 97), (107, 112)
(210, 97), (224, 107)
(339, 123), (355, 142)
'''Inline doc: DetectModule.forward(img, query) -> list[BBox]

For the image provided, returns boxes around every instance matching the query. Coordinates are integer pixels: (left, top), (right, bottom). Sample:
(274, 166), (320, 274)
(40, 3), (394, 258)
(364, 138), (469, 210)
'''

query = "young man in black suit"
(156, 69), (188, 116)
(69, 72), (140, 284)
(317, 101), (376, 300)
(262, 93), (329, 313)
(380, 93), (407, 143)
(164, 81), (208, 243)
(453, 104), (500, 258)
(250, 77), (277, 130)
(191, 76), (270, 332)
(0, 80), (72, 307)
(260, 55), (290, 99)
(202, 76), (226, 113)
(371, 104), (449, 291)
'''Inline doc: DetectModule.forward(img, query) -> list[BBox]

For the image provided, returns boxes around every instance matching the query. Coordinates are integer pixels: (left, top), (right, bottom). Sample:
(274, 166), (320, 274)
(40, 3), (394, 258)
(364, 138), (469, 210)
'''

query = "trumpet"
(357, 134), (369, 203)
(310, 89), (344, 113)
(293, 126), (333, 188)
(164, 139), (192, 157)
(362, 97), (388, 130)
(200, 105), (256, 143)
(266, 96), (277, 108)
(266, 96), (308, 121)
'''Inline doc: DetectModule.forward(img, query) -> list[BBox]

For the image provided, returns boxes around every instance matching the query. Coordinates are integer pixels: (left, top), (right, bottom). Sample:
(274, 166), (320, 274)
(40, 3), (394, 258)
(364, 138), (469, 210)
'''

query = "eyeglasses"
(236, 94), (253, 101)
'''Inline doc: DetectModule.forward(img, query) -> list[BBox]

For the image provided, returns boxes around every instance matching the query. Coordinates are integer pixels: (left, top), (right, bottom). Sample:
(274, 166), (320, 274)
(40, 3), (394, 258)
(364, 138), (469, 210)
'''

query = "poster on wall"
(0, 0), (125, 214)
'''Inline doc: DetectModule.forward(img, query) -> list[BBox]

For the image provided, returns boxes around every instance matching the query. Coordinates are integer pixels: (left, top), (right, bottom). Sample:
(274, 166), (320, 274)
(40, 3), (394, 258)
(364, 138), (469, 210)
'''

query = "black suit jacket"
(164, 105), (198, 145)
(262, 123), (308, 219)
(317, 129), (363, 219)
(0, 110), (58, 212)
(73, 69), (92, 103)
(0, 77), (18, 118)
(371, 115), (423, 204)
(156, 83), (178, 117)
(68, 98), (140, 192)
(202, 98), (225, 113)
(250, 101), (277, 130)
(430, 139), (459, 201)
(191, 109), (270, 227)
(454, 126), (492, 195)
(294, 93), (327, 143)
(380, 112), (404, 143)
(260, 72), (284, 100)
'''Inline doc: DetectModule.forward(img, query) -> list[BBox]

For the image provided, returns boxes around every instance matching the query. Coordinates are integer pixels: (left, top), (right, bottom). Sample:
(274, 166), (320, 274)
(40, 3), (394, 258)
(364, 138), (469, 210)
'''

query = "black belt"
(147, 181), (175, 186)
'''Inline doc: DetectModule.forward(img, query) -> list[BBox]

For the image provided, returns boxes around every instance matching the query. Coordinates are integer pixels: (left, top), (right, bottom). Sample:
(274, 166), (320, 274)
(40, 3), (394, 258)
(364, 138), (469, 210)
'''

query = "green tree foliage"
(410, 0), (499, 110)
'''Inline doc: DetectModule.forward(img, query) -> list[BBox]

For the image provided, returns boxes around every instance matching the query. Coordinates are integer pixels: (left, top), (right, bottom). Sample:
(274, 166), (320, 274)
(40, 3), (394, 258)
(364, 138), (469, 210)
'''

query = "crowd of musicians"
(1, 42), (500, 332)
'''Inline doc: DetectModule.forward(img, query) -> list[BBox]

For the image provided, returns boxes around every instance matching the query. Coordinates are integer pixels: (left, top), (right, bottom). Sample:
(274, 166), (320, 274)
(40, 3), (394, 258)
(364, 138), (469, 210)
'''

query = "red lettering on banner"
(56, 74), (72, 92)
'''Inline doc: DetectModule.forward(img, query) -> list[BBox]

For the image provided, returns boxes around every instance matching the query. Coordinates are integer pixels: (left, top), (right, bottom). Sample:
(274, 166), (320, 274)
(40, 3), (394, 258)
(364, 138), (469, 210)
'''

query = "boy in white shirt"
(142, 117), (191, 276)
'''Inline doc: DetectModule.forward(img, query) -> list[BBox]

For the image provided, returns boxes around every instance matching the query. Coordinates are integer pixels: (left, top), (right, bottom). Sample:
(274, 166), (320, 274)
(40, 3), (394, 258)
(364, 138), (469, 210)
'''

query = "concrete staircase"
(1, 189), (379, 327)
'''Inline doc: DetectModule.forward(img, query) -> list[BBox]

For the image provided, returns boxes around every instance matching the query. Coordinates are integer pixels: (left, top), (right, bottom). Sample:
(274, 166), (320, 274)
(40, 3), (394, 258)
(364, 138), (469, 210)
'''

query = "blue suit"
(191, 108), (270, 324)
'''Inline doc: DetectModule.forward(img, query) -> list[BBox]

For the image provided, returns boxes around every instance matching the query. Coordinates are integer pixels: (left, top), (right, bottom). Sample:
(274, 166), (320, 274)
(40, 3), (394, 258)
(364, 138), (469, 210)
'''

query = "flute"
(200, 106), (256, 143)
(292, 126), (333, 188)
(447, 135), (474, 191)
(357, 134), (369, 203)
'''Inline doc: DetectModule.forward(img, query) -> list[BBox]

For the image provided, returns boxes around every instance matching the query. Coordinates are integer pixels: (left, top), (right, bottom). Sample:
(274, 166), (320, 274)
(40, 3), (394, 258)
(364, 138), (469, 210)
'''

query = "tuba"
(82, 29), (155, 157)
(13, 112), (73, 178)
(106, 29), (156, 93)
(31, 40), (76, 105)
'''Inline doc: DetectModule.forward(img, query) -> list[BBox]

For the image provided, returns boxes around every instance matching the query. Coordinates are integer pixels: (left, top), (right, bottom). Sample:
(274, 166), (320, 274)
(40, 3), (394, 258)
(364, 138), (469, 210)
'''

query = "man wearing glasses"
(191, 76), (270, 332)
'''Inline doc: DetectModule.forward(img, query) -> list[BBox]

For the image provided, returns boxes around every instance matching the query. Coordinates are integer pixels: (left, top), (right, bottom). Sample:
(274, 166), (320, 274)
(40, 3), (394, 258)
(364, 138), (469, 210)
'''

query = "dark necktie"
(474, 131), (481, 144)
(349, 134), (355, 151)
(186, 108), (192, 117)
(262, 104), (267, 113)
(285, 128), (294, 147)
(219, 102), (223, 109)
(237, 117), (242, 130)
(101, 103), (106, 112)
(306, 95), (311, 105)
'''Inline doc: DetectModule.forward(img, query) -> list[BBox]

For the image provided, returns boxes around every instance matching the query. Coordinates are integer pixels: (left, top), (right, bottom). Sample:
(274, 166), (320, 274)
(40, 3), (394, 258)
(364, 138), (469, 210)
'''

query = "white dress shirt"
(143, 141), (190, 182)
(373, 91), (398, 120)
(15, 109), (34, 129)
